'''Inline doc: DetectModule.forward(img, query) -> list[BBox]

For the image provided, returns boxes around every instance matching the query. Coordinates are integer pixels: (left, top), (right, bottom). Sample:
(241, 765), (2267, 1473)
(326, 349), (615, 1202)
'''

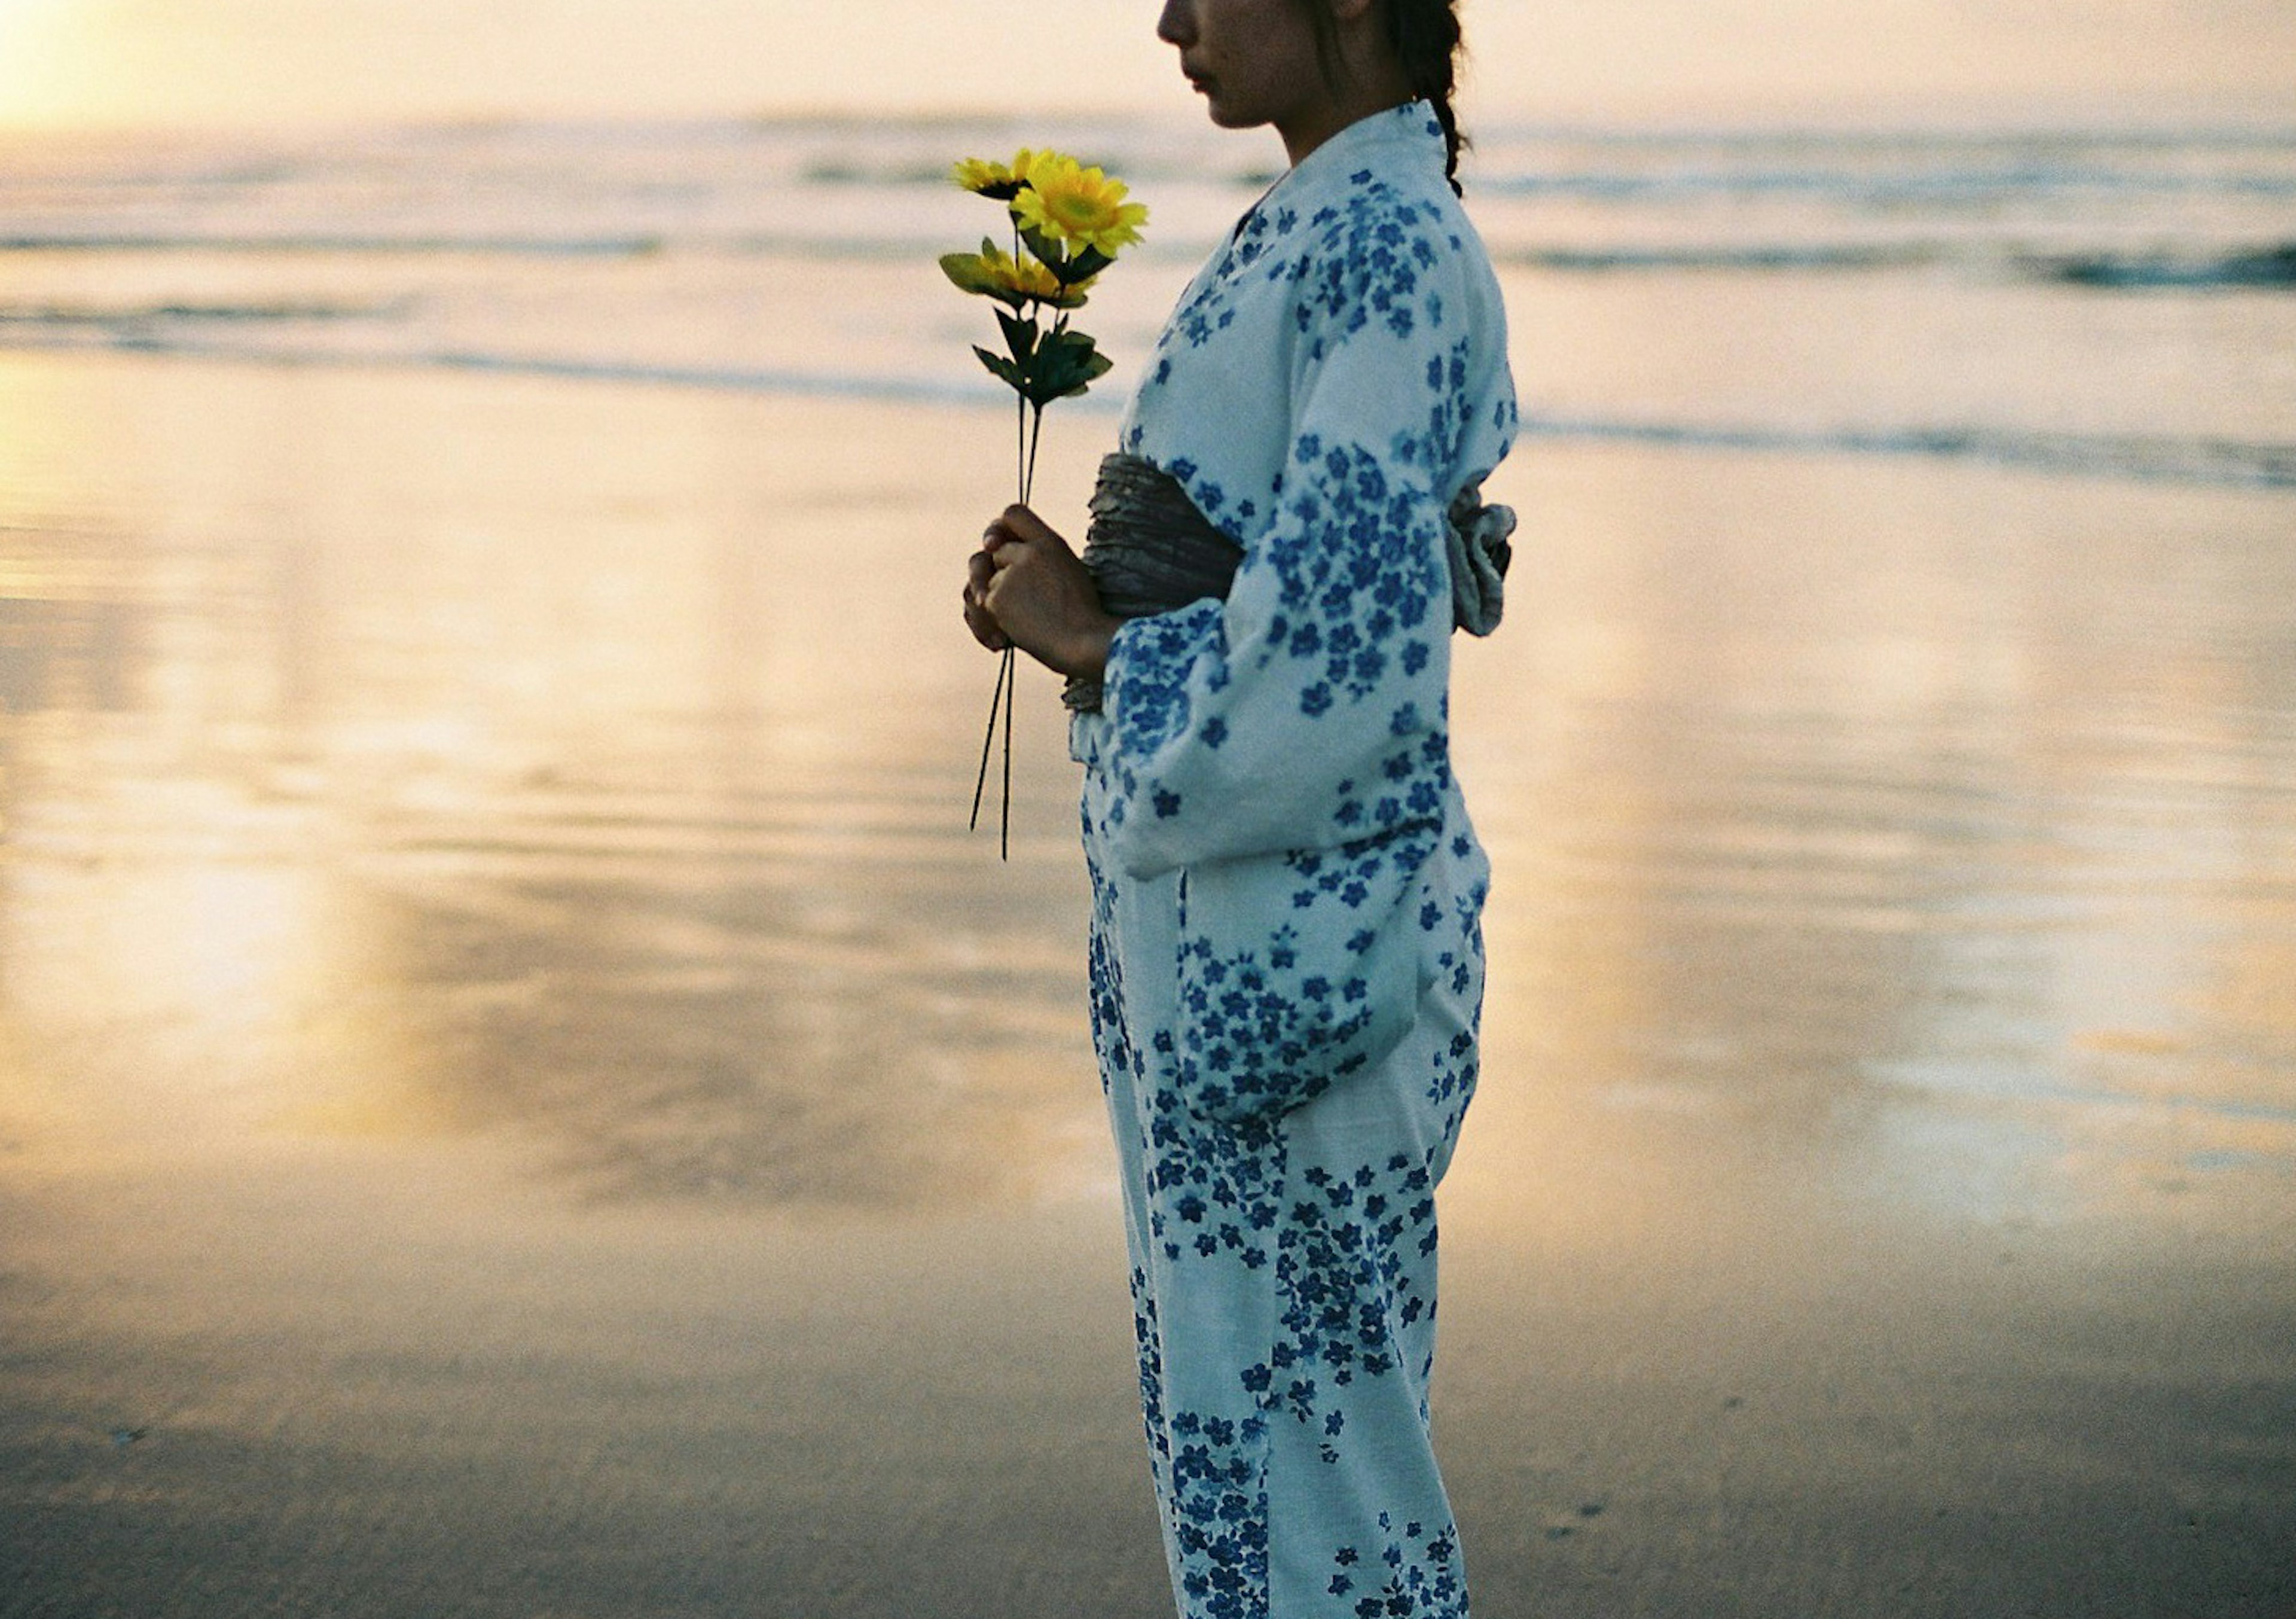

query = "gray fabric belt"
(1063, 451), (1516, 714)
(1064, 453), (1244, 713)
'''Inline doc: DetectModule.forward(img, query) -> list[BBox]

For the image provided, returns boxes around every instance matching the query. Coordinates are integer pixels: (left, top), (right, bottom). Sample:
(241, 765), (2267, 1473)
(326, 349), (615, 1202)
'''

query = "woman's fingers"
(965, 609), (1007, 652)
(963, 548), (1007, 650)
(964, 596), (1007, 651)
(989, 503), (1070, 554)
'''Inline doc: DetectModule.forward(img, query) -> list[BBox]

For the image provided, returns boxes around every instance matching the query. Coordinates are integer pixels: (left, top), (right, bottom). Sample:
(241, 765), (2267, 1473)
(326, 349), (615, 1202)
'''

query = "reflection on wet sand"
(11, 821), (1098, 1206)
(1451, 444), (2296, 1247)
(1, 354), (1105, 1211)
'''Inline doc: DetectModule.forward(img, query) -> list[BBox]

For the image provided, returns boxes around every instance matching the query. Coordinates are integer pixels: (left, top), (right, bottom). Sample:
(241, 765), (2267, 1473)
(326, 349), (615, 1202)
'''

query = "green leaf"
(1014, 327), (1110, 405)
(972, 344), (1025, 394)
(1045, 328), (1102, 371)
(939, 251), (996, 297)
(994, 307), (1040, 364)
(1053, 347), (1115, 400)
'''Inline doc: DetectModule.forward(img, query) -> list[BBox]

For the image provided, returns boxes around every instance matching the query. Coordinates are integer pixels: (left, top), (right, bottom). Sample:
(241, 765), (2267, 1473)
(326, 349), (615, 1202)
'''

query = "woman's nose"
(1155, 0), (1195, 48)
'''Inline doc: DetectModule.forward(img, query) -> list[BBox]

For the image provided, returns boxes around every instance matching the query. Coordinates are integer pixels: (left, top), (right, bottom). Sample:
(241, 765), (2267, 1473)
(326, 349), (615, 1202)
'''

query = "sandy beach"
(2, 343), (2291, 1616)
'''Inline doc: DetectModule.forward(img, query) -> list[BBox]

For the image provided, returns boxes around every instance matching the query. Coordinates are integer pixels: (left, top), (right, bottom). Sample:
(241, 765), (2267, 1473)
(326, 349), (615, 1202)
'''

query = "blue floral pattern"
(1071, 102), (1515, 1619)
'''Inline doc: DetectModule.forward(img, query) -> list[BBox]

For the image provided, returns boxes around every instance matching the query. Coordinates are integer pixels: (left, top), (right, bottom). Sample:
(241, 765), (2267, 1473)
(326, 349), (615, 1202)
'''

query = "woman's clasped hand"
(963, 504), (1118, 681)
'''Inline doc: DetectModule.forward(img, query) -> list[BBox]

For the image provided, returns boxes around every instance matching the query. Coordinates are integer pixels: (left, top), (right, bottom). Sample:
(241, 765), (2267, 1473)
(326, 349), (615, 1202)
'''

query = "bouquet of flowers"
(944, 148), (1147, 856)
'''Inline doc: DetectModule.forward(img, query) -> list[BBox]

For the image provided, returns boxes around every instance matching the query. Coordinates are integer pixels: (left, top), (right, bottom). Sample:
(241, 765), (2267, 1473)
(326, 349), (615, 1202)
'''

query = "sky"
(0, 0), (2292, 131)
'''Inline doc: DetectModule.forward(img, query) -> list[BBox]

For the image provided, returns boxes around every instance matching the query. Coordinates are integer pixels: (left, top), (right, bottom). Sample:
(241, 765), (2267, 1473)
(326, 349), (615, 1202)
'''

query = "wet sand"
(2, 352), (2293, 1617)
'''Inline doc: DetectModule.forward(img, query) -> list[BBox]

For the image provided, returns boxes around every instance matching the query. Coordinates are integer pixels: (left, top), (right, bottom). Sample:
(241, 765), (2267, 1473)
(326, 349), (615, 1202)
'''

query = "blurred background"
(2, 4), (2292, 1617)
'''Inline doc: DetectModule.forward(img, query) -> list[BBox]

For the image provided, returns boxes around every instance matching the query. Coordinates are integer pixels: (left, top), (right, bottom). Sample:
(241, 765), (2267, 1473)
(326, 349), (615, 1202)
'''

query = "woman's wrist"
(1062, 614), (1119, 682)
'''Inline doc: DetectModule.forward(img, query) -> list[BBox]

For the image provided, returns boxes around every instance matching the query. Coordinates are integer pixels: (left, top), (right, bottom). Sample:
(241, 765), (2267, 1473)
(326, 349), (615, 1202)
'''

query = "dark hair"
(1294, 0), (1468, 196)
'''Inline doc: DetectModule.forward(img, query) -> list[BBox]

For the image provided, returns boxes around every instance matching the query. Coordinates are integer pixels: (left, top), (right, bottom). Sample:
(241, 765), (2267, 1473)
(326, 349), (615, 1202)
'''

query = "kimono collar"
(1279, 99), (1449, 194)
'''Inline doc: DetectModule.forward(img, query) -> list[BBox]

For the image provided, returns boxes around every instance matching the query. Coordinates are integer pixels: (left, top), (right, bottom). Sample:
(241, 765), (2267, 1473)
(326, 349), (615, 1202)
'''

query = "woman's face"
(1155, 0), (1332, 135)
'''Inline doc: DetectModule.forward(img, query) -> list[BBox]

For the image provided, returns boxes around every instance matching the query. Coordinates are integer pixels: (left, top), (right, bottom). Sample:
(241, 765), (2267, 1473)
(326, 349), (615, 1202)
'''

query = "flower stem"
(1000, 644), (1015, 861)
(968, 644), (1012, 840)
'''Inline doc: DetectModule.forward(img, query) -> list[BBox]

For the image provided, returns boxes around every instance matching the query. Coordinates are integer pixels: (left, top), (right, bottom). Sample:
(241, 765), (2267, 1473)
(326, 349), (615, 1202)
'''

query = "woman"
(963, 1), (1516, 1613)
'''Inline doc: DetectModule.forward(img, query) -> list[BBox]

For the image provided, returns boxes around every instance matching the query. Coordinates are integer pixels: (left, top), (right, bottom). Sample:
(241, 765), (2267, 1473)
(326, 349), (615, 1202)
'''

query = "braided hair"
(1293, 0), (1469, 196)
(1385, 0), (1466, 196)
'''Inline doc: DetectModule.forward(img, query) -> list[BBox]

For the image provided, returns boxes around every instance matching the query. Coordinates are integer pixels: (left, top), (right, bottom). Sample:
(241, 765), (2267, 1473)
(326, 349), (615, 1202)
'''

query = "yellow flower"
(1012, 156), (1149, 257)
(950, 148), (1049, 201)
(939, 239), (1091, 309)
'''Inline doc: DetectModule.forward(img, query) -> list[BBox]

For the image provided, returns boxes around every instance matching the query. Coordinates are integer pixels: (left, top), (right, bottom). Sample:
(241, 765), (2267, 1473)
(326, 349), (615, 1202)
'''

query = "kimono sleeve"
(1097, 234), (1489, 882)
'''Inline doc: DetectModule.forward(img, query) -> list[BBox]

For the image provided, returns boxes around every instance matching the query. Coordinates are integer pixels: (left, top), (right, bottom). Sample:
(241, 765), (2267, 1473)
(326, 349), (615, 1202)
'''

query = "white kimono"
(1071, 103), (1518, 1618)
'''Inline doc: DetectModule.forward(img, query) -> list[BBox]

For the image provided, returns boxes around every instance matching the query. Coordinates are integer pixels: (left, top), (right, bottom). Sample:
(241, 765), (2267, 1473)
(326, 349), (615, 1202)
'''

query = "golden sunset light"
(2, 0), (2291, 1612)
(0, 0), (2288, 130)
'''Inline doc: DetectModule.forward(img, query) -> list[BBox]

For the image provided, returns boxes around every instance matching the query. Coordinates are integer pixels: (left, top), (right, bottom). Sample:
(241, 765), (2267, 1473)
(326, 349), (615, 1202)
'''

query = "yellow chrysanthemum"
(950, 147), (1051, 201)
(1012, 156), (1149, 257)
(939, 240), (1091, 309)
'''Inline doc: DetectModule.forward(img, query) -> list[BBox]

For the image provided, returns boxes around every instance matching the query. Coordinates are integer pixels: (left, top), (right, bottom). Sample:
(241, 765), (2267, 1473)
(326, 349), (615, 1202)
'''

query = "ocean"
(2, 112), (2292, 485)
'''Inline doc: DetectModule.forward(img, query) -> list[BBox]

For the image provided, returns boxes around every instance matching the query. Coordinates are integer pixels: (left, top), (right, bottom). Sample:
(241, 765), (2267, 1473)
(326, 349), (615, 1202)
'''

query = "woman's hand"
(963, 504), (1119, 680)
